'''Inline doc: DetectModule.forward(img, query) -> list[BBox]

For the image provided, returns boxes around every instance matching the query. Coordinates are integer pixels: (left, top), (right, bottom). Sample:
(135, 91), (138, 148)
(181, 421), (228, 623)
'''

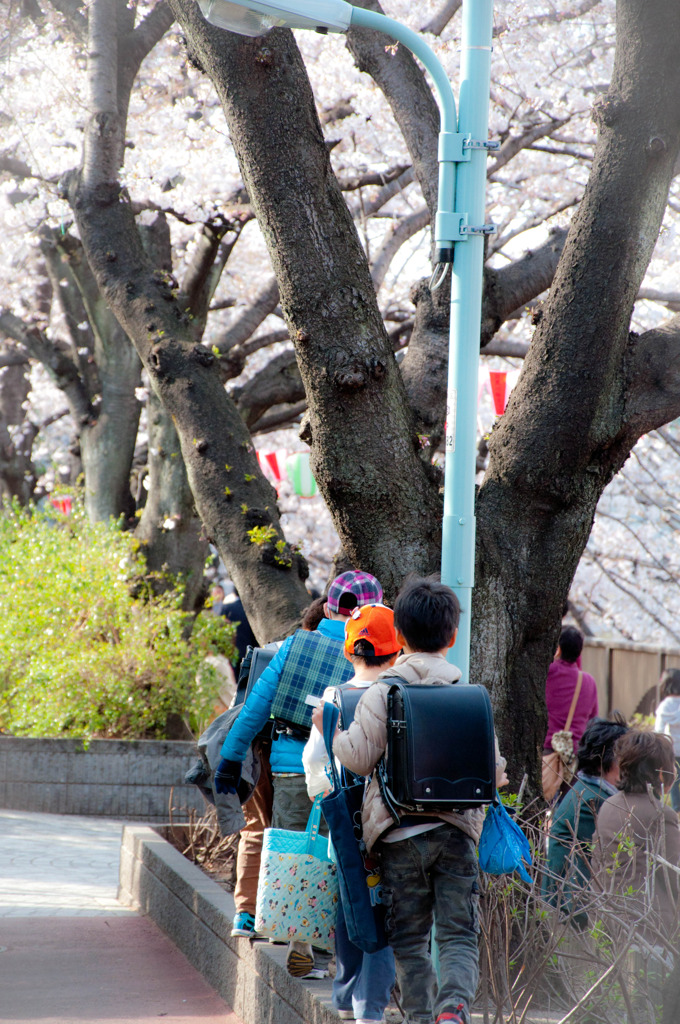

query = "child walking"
(305, 604), (400, 1024)
(332, 576), (507, 1024)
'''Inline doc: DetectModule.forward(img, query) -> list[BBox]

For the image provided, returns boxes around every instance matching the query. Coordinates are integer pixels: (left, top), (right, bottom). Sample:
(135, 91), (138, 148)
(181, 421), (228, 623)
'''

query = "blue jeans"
(378, 824), (480, 1024)
(333, 899), (395, 1021)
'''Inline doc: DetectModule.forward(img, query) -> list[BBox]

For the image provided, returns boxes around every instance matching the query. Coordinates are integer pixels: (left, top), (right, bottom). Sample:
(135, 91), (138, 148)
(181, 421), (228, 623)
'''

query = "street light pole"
(197, 0), (495, 680)
(440, 0), (495, 680)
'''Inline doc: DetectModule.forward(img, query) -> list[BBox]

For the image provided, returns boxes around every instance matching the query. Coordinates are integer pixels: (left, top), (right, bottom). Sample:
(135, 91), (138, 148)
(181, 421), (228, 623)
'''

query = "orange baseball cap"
(344, 604), (401, 657)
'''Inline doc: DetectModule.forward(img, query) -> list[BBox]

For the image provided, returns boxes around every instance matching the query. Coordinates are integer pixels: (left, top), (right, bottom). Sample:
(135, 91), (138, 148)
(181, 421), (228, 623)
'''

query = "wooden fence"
(581, 638), (680, 719)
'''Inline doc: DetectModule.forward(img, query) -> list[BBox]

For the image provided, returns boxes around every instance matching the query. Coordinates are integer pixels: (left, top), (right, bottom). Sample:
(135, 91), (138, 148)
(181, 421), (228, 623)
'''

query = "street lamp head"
(197, 0), (353, 36)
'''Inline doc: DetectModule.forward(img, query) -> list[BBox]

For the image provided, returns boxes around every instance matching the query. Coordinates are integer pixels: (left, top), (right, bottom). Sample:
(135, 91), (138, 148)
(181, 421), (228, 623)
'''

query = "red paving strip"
(0, 915), (243, 1024)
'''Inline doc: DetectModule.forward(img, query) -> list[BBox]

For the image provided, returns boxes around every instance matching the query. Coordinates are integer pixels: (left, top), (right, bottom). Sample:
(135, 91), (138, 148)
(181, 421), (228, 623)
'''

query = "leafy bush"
(0, 499), (236, 740)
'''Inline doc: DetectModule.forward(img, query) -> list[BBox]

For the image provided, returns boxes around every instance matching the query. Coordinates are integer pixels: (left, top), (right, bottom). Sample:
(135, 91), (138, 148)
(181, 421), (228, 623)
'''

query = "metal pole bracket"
(463, 137), (500, 153)
(436, 212), (496, 243)
(460, 222), (497, 236)
(438, 133), (499, 163)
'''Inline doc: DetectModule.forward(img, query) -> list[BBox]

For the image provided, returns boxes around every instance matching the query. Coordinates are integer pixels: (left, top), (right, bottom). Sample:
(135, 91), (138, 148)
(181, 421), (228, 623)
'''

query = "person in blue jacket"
(214, 569), (383, 977)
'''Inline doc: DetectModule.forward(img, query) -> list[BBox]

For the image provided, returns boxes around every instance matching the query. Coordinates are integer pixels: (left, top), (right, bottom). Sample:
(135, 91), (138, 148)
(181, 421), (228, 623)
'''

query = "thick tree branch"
(487, 117), (572, 178)
(482, 339), (530, 358)
(250, 399), (308, 434)
(181, 216), (245, 339)
(347, 166), (415, 219)
(336, 164), (409, 192)
(230, 349), (304, 428)
(0, 153), (35, 180)
(118, 2), (175, 139)
(346, 0), (440, 221)
(371, 206), (430, 292)
(39, 230), (100, 396)
(0, 347), (29, 368)
(216, 276), (280, 354)
(619, 315), (680, 444)
(421, 0), (461, 37)
(481, 228), (568, 346)
(47, 0), (87, 40)
(0, 310), (91, 425)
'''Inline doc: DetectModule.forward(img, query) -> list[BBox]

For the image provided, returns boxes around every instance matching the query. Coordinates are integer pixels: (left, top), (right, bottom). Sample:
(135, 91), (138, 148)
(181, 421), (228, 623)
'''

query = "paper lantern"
(257, 449), (287, 486)
(286, 452), (318, 498)
(489, 370), (508, 415)
(50, 495), (72, 515)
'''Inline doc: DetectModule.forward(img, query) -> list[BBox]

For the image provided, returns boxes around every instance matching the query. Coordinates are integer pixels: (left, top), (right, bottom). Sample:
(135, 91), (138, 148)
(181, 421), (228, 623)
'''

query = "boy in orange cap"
(304, 604), (401, 1024)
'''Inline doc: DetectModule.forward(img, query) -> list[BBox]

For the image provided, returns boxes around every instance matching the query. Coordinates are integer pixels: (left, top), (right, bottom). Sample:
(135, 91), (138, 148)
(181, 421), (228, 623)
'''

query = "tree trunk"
(66, 0), (311, 643)
(0, 363), (36, 504)
(474, 0), (680, 784)
(135, 387), (208, 609)
(170, 1), (444, 599)
(79, 319), (141, 523)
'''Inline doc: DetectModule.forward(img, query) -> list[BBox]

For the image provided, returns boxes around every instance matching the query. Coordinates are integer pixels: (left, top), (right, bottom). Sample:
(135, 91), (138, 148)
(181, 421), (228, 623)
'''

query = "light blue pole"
(353, 3), (494, 682)
(441, 0), (495, 681)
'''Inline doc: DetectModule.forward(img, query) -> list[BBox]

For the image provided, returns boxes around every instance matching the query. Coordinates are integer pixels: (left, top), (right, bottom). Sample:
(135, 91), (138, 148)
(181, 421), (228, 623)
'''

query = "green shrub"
(0, 499), (236, 740)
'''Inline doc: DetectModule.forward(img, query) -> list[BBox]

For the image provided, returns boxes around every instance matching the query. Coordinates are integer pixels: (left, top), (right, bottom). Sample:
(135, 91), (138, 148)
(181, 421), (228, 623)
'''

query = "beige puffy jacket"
(332, 652), (507, 852)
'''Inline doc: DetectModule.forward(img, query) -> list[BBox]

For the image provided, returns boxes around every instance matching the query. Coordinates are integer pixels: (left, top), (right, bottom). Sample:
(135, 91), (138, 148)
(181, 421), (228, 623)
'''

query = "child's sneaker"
(435, 1007), (466, 1024)
(336, 1012), (354, 1020)
(230, 911), (256, 937)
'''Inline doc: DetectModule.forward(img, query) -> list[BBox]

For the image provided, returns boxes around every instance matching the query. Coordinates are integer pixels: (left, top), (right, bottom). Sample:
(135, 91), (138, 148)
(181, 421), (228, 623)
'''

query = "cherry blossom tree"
(3, 0), (680, 780)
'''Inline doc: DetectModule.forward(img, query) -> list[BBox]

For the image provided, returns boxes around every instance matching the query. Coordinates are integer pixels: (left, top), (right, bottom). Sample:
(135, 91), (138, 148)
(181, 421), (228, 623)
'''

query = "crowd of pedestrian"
(198, 577), (679, 1024)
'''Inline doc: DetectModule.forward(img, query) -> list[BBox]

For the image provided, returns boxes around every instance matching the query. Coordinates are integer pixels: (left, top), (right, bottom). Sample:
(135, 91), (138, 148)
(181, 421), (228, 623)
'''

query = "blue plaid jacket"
(220, 618), (348, 773)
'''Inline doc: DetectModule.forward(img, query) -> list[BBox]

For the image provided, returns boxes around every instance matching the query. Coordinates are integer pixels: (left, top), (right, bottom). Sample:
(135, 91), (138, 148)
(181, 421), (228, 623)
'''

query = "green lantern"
(286, 452), (318, 498)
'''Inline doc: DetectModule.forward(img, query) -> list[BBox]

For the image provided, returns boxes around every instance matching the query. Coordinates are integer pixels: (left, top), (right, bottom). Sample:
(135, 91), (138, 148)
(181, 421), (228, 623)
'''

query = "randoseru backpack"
(376, 679), (496, 819)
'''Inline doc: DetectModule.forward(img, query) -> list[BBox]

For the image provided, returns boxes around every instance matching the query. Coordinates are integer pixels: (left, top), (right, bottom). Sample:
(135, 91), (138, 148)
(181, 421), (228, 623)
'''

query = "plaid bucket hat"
(326, 570), (383, 616)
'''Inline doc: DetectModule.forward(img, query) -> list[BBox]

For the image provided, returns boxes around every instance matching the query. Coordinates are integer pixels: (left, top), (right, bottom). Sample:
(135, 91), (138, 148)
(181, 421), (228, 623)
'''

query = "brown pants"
(234, 742), (273, 915)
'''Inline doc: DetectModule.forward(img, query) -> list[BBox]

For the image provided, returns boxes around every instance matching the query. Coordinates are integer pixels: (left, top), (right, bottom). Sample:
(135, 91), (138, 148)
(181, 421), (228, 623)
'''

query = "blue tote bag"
(255, 794), (339, 950)
(478, 792), (532, 884)
(320, 701), (388, 954)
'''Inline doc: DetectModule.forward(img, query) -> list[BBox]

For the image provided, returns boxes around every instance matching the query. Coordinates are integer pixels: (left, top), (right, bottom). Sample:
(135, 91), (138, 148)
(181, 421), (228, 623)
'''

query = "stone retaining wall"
(118, 824), (339, 1024)
(0, 737), (205, 821)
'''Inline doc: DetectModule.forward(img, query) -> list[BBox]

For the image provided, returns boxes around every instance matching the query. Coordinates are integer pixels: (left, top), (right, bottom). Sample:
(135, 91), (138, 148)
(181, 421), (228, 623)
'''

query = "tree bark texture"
(134, 212), (209, 603)
(474, 0), (680, 782)
(134, 387), (208, 610)
(44, 229), (143, 523)
(68, 0), (311, 643)
(0, 363), (36, 504)
(171, 0), (444, 598)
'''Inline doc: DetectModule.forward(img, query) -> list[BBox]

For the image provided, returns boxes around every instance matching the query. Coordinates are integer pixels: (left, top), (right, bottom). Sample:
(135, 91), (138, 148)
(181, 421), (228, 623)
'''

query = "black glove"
(213, 758), (242, 795)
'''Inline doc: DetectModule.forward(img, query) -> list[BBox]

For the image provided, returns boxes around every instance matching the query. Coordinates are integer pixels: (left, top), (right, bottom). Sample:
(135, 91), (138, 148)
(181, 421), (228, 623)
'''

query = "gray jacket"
(192, 707), (262, 837)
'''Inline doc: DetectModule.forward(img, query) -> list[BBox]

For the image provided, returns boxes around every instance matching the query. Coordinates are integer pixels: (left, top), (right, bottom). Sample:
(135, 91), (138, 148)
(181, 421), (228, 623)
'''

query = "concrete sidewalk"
(0, 809), (242, 1024)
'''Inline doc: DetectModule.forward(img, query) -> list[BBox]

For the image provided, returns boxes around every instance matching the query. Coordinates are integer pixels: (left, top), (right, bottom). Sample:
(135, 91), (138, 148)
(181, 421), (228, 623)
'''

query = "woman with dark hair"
(592, 730), (680, 941)
(655, 668), (680, 811)
(543, 715), (628, 922)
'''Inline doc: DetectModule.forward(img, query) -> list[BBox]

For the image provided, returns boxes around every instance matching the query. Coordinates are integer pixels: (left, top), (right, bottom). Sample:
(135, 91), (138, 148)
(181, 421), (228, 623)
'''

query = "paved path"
(0, 809), (242, 1023)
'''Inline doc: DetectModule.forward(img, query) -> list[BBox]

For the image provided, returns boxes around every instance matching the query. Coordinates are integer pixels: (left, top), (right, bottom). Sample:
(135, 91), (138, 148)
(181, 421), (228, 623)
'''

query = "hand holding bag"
(254, 794), (339, 950)
(320, 701), (388, 954)
(478, 793), (532, 884)
(542, 671), (583, 803)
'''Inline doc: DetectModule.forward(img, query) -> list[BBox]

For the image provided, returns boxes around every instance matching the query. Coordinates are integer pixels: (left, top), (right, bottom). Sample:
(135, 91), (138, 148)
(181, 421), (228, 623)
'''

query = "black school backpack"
(371, 678), (496, 818)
